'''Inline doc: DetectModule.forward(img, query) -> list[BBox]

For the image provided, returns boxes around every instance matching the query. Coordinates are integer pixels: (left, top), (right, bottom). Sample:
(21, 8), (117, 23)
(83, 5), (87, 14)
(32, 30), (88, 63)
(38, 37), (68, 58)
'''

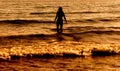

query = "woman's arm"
(55, 12), (58, 23)
(64, 13), (67, 24)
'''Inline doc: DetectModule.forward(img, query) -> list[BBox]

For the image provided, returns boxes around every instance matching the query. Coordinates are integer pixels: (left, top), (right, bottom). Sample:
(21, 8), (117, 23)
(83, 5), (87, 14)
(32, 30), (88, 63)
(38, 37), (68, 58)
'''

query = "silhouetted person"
(55, 7), (67, 34)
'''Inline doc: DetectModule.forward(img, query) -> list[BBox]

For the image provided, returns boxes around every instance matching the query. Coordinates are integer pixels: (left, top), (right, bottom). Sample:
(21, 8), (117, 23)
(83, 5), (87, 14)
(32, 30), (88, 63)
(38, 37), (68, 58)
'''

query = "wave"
(30, 12), (56, 15)
(0, 19), (54, 24)
(1, 47), (120, 61)
(30, 11), (99, 15)
(107, 4), (120, 8)
(63, 26), (120, 35)
(0, 16), (120, 24)
(0, 30), (120, 61)
(30, 11), (120, 15)
(75, 17), (120, 23)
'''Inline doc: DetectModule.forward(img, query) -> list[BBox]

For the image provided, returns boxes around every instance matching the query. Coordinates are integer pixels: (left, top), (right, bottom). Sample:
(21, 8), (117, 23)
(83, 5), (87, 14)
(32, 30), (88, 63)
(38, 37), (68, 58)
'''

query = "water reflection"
(0, 55), (120, 71)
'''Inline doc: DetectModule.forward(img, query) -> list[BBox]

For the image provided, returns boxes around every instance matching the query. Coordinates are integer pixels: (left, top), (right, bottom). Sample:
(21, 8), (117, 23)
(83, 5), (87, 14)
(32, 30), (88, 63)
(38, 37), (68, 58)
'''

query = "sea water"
(0, 0), (120, 71)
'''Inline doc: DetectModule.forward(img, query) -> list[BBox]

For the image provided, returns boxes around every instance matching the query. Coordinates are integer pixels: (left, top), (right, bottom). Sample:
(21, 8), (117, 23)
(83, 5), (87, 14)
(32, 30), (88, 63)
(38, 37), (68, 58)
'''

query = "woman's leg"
(60, 23), (63, 33)
(57, 23), (59, 33)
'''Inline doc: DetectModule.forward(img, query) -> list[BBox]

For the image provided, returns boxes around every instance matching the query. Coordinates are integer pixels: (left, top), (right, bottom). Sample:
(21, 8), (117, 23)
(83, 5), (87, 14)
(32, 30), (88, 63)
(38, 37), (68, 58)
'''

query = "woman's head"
(58, 7), (63, 12)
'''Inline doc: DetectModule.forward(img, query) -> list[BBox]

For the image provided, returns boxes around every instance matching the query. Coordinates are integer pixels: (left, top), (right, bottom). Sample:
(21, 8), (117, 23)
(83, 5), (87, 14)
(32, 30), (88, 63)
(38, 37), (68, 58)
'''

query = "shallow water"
(0, 56), (120, 71)
(0, 0), (120, 71)
(0, 0), (120, 36)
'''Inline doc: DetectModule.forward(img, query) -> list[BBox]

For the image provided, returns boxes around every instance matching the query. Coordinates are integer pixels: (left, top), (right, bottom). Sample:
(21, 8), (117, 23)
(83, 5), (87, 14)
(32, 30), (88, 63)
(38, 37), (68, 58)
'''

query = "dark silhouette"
(55, 7), (67, 34)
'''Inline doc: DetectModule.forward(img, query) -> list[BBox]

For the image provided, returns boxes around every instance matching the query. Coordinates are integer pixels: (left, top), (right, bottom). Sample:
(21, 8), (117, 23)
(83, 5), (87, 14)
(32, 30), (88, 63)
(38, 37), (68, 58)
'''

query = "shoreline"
(0, 33), (120, 61)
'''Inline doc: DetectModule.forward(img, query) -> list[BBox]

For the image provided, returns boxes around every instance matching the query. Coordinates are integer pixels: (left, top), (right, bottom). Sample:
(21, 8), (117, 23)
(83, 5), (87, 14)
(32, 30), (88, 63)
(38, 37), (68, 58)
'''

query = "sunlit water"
(0, 0), (120, 71)
(0, 56), (120, 71)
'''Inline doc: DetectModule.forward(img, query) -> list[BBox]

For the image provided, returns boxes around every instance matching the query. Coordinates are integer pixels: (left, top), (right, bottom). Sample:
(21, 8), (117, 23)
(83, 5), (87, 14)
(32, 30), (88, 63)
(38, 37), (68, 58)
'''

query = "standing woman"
(55, 7), (67, 34)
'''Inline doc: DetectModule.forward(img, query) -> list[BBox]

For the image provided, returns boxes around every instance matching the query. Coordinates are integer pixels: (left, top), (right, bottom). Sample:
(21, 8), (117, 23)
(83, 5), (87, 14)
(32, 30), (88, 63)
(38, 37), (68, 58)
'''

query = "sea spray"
(0, 41), (120, 60)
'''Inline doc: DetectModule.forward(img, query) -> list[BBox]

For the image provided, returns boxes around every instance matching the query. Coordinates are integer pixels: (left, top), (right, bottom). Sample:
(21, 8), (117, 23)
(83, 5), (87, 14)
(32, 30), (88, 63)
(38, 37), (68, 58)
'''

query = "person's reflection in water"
(55, 7), (67, 34)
